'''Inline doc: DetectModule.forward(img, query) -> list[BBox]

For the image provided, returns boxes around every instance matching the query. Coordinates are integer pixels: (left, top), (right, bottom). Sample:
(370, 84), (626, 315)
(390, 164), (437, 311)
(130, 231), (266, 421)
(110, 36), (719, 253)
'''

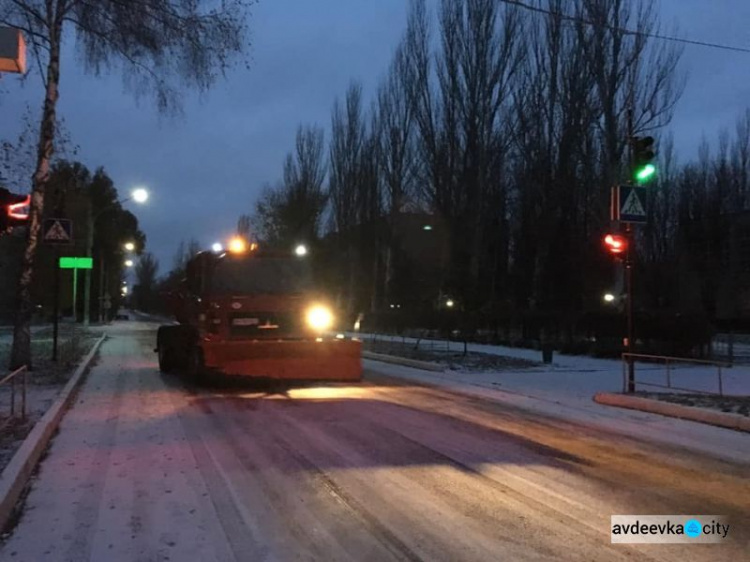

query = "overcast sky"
(2, 0), (750, 274)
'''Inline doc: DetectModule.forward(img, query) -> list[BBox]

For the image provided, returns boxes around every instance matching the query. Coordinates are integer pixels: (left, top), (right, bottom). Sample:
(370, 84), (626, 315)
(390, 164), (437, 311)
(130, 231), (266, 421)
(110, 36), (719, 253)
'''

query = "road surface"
(0, 320), (747, 561)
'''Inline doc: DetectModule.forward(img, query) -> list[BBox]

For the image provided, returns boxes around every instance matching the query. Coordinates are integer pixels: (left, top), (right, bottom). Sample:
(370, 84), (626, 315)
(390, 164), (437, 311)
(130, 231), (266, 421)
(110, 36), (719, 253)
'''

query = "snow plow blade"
(200, 338), (362, 382)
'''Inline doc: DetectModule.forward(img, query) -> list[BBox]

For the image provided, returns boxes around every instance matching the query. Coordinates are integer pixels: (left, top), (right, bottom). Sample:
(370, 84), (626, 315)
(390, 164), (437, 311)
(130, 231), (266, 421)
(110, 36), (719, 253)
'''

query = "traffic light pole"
(625, 108), (636, 393)
(625, 223), (635, 392)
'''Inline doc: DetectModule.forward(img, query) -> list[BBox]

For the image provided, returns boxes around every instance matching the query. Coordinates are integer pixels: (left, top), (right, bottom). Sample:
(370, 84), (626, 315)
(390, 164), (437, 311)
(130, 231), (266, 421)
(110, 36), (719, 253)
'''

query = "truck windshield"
(211, 257), (313, 295)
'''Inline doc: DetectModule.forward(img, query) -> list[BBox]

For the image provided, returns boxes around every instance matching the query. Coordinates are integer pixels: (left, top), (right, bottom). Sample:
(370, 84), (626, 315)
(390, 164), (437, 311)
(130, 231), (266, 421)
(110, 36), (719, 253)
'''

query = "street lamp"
(295, 244), (308, 257)
(84, 187), (149, 326)
(446, 299), (455, 308)
(212, 242), (223, 253)
(132, 188), (149, 204)
(124, 259), (134, 267)
(603, 293), (616, 303)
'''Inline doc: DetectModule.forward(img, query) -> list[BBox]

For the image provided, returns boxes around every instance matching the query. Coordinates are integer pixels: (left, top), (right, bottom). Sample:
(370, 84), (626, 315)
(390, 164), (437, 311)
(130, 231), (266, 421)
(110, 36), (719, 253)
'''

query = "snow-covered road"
(0, 321), (747, 561)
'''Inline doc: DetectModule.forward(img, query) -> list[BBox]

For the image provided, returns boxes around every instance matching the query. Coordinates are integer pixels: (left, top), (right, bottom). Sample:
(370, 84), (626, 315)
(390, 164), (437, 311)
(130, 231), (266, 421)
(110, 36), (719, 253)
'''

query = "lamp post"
(83, 188), (148, 326)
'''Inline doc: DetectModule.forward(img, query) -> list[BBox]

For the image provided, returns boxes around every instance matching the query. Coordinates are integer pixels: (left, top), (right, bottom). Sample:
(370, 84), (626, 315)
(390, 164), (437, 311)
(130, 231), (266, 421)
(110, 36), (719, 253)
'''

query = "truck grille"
(229, 312), (302, 338)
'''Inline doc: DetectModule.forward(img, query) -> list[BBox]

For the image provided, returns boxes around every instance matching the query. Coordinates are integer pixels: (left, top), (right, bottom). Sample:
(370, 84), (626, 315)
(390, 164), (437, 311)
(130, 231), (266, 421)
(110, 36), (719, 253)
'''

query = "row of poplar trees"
(251, 0), (685, 322)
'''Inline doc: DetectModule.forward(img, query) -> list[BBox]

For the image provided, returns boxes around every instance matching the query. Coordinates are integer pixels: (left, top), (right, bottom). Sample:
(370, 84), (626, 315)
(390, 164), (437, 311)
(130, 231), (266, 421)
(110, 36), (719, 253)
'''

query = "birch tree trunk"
(10, 15), (62, 370)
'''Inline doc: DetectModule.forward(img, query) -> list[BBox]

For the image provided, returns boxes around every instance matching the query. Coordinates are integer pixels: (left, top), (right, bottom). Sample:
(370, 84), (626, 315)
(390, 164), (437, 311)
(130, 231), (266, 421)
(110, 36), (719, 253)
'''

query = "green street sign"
(59, 257), (93, 269)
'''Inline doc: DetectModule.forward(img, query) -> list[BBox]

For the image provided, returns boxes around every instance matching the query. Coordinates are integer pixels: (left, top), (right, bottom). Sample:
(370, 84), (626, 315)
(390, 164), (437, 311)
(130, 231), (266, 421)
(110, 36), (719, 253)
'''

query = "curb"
(0, 334), (106, 531)
(362, 351), (445, 372)
(593, 392), (750, 433)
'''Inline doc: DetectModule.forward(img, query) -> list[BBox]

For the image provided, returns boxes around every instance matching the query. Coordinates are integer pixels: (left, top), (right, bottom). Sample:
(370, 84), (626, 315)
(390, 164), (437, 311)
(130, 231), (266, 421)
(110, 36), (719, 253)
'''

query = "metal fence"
(363, 331), (463, 354)
(622, 353), (732, 396)
(711, 333), (750, 365)
(0, 365), (28, 422)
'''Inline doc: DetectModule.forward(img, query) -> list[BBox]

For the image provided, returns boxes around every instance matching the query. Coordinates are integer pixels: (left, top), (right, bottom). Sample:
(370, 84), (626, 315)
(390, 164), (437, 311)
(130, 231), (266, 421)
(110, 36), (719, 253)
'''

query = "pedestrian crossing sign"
(43, 218), (73, 244)
(614, 186), (647, 223)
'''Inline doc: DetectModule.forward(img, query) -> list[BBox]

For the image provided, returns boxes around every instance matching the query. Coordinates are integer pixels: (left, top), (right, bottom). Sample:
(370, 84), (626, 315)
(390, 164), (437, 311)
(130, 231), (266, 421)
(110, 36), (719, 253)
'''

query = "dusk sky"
(2, 0), (750, 274)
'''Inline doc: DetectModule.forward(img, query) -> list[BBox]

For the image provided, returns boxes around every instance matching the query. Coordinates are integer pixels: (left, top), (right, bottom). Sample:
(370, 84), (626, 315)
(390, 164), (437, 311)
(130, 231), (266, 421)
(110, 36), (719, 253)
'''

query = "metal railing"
(622, 353), (732, 396)
(0, 365), (28, 421)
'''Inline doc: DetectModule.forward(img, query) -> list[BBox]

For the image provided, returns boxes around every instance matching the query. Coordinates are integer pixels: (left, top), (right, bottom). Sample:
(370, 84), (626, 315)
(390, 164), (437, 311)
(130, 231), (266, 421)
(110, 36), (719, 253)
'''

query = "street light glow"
(604, 293), (616, 303)
(124, 242), (135, 252)
(295, 244), (308, 257)
(212, 242), (224, 253)
(446, 299), (455, 308)
(132, 188), (149, 204)
(124, 259), (134, 267)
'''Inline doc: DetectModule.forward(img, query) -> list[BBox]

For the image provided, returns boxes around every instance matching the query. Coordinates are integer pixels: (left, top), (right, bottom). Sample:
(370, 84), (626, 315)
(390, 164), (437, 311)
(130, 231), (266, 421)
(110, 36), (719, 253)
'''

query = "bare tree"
(252, 183), (284, 243)
(282, 124), (328, 243)
(0, 107), (77, 191)
(251, 125), (328, 246)
(136, 253), (160, 291)
(511, 0), (599, 310)
(404, 0), (522, 307)
(579, 0), (684, 184)
(135, 252), (159, 312)
(328, 83), (369, 313)
(237, 214), (252, 237)
(373, 39), (419, 303)
(329, 83), (366, 236)
(2, 0), (253, 368)
(170, 238), (200, 276)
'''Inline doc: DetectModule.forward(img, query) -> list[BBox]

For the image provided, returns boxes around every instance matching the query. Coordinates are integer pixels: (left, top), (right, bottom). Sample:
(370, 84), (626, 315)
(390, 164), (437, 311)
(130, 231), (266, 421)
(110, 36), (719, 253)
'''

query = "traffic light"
(633, 136), (656, 183)
(604, 233), (628, 257)
(0, 188), (30, 232)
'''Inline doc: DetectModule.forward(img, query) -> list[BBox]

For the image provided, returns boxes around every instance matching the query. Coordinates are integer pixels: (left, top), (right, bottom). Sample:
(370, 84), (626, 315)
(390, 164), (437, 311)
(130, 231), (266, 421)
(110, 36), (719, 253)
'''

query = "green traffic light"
(635, 163), (656, 182)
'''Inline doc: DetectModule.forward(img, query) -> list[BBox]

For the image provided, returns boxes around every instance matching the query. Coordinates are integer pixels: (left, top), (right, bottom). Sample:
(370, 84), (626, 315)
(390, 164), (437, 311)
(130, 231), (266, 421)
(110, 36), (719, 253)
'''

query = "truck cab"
(156, 247), (361, 382)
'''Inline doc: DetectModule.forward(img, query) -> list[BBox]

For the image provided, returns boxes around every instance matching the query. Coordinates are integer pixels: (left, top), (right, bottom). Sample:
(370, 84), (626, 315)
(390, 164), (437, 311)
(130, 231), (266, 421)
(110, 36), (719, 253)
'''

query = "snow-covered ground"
(1, 320), (747, 561)
(356, 332), (750, 398)
(357, 333), (750, 464)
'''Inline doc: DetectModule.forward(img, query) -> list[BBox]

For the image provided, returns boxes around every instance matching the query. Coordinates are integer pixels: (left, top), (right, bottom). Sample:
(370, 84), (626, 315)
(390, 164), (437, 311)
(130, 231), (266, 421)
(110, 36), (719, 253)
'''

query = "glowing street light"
(446, 299), (455, 308)
(603, 293), (616, 303)
(212, 242), (224, 253)
(295, 244), (308, 257)
(124, 259), (134, 267)
(123, 241), (135, 252)
(132, 188), (149, 204)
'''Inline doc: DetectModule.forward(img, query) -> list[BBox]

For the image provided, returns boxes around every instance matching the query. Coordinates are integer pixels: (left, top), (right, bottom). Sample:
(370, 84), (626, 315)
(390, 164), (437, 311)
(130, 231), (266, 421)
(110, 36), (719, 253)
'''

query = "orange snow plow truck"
(155, 245), (362, 382)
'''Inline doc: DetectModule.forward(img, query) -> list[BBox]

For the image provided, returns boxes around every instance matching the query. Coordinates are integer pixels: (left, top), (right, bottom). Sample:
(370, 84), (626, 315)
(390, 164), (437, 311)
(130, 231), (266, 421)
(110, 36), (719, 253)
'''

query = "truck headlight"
(306, 305), (334, 331)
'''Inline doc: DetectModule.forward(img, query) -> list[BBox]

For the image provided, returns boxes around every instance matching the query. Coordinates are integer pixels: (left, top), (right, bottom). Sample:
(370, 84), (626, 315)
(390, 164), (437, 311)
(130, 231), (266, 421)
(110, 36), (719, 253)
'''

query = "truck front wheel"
(158, 344), (175, 373)
(157, 326), (183, 373)
(186, 345), (205, 381)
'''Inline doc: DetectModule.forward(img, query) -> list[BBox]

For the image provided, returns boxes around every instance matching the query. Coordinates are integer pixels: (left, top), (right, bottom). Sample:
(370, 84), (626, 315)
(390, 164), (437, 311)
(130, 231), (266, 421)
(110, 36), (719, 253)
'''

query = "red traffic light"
(604, 233), (628, 255)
